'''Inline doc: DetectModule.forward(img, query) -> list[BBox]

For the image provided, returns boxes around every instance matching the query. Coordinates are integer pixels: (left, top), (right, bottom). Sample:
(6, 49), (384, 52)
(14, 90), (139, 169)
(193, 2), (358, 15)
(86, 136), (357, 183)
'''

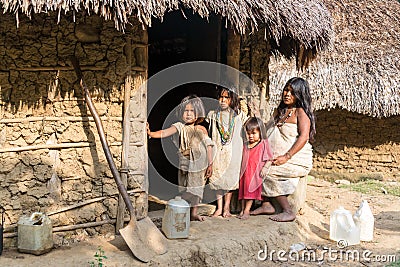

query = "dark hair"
(217, 86), (240, 114)
(274, 77), (316, 142)
(176, 95), (206, 125)
(244, 117), (267, 140)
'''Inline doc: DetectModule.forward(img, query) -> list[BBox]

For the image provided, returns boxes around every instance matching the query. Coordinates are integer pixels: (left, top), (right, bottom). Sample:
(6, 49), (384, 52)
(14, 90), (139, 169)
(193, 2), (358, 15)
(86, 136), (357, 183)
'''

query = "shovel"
(70, 57), (167, 262)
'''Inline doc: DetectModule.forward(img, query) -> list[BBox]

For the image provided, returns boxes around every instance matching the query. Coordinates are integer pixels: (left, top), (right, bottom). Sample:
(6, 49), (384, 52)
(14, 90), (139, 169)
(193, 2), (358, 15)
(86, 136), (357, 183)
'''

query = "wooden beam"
(46, 197), (107, 216)
(0, 142), (128, 153)
(3, 188), (145, 235)
(13, 66), (104, 72)
(226, 28), (241, 93)
(0, 116), (145, 124)
(116, 38), (133, 233)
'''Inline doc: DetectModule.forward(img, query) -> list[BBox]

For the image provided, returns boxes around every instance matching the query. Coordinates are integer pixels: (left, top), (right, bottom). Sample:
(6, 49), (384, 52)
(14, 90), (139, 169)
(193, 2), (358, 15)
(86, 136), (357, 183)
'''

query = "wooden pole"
(12, 66), (146, 72)
(226, 27), (241, 93)
(14, 66), (104, 71)
(2, 188), (145, 234)
(0, 141), (135, 153)
(116, 37), (133, 233)
(0, 116), (146, 124)
(226, 27), (241, 213)
(128, 27), (150, 216)
(3, 219), (126, 237)
(46, 197), (106, 216)
(259, 28), (271, 121)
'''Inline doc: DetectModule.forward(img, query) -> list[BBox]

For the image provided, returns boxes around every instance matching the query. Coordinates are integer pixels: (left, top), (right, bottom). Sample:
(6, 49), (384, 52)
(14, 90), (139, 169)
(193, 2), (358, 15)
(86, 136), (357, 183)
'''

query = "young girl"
(147, 95), (214, 221)
(252, 77), (315, 222)
(238, 117), (273, 220)
(206, 86), (248, 217)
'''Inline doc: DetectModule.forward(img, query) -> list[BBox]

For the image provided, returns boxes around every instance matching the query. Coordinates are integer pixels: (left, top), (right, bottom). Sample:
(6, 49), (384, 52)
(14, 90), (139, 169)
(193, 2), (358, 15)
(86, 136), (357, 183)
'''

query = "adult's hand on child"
(272, 155), (289, 166)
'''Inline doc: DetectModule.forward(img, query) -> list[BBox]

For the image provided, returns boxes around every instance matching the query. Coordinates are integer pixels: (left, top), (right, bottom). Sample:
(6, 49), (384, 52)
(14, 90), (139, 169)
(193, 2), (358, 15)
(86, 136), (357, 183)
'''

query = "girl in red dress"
(238, 117), (273, 220)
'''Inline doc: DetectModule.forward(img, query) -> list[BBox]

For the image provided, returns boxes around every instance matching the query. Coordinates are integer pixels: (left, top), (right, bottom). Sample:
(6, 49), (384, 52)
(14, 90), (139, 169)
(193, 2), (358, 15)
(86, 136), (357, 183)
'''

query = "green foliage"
(339, 180), (400, 197)
(89, 246), (108, 267)
(386, 259), (400, 267)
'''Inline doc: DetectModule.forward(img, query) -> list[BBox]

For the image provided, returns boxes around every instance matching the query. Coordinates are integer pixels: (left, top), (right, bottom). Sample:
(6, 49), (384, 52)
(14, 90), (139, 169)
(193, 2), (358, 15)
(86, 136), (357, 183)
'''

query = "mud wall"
(0, 14), (148, 247)
(312, 109), (400, 181)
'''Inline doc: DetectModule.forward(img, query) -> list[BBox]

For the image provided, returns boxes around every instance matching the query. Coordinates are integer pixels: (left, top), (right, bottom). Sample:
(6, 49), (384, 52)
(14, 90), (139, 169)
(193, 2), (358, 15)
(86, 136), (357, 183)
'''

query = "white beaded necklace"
(277, 108), (295, 127)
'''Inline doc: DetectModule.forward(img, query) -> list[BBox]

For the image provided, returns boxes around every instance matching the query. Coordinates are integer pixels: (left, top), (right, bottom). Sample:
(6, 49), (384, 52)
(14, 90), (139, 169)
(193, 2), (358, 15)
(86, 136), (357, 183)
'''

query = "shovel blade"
(119, 217), (168, 262)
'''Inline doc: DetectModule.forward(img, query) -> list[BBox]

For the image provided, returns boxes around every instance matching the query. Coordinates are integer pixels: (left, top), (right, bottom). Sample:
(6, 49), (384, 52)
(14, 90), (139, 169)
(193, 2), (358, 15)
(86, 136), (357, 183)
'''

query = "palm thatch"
(269, 0), (400, 118)
(0, 0), (333, 55)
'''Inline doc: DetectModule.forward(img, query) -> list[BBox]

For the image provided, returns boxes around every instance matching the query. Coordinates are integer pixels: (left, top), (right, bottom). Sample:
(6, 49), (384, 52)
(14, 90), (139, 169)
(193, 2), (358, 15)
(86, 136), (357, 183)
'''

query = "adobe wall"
(312, 109), (400, 181)
(0, 14), (148, 247)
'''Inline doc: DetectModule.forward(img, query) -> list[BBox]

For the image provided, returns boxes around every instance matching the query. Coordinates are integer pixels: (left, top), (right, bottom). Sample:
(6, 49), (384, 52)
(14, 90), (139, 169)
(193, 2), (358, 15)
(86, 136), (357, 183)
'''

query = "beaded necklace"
(276, 108), (295, 127)
(216, 110), (235, 145)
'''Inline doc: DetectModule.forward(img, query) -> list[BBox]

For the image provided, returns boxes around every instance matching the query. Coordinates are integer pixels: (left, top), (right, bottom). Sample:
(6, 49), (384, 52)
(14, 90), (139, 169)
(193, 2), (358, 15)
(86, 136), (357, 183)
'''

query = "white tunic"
(206, 110), (248, 190)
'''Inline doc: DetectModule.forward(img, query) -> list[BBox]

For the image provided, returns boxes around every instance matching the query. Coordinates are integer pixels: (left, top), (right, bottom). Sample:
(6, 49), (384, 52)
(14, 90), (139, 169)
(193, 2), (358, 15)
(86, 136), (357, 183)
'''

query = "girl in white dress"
(207, 87), (248, 217)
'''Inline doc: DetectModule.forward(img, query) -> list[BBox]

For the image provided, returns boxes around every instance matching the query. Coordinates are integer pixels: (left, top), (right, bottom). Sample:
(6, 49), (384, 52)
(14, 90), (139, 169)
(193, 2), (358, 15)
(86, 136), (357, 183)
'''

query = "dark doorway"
(147, 10), (224, 200)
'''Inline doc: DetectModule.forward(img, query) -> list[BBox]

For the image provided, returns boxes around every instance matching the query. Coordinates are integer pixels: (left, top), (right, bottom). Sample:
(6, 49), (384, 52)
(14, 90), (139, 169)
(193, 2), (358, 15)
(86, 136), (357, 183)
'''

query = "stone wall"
(0, 14), (148, 246)
(312, 109), (400, 181)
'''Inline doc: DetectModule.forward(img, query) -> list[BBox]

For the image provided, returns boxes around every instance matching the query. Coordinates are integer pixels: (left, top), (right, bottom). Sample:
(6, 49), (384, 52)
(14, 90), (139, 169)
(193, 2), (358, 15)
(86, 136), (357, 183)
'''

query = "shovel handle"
(0, 206), (4, 225)
(70, 56), (136, 221)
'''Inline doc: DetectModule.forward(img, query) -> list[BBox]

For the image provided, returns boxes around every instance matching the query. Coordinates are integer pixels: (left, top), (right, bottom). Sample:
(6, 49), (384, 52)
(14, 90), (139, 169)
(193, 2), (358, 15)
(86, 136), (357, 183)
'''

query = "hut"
(268, 0), (400, 182)
(0, 0), (333, 246)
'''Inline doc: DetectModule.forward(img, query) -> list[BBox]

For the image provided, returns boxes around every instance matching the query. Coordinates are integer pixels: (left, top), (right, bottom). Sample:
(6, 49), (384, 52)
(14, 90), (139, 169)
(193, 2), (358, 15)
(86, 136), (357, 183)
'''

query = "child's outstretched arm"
(146, 122), (178, 139)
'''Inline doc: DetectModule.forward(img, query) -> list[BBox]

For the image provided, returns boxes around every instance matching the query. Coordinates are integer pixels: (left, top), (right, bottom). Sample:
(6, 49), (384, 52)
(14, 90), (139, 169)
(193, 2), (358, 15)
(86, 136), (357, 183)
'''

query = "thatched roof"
(268, 0), (400, 118)
(0, 0), (332, 56)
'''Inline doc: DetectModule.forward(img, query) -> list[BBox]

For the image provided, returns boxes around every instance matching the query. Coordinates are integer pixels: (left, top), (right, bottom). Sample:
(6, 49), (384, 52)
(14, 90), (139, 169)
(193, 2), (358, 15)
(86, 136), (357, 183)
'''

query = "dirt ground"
(0, 177), (399, 267)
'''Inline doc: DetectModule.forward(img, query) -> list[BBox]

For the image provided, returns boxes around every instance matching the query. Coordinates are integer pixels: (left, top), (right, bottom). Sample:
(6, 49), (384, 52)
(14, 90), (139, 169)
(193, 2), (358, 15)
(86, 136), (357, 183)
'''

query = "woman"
(251, 77), (316, 222)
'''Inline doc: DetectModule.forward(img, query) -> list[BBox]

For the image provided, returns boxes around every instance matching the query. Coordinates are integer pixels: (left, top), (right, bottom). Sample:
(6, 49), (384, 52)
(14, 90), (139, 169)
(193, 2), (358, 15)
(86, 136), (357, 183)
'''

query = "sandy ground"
(0, 177), (399, 266)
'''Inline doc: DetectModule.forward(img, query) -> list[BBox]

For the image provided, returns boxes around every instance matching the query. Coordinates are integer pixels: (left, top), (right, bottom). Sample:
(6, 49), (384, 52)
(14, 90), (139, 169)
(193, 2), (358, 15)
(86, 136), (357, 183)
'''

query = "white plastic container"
(162, 196), (190, 239)
(330, 206), (360, 246)
(18, 212), (53, 255)
(353, 200), (374, 241)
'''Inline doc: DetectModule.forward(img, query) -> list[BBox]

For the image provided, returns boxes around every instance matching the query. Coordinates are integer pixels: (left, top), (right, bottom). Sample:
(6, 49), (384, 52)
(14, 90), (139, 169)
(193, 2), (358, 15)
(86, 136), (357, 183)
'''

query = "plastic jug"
(330, 206), (360, 246)
(18, 212), (53, 255)
(353, 200), (374, 241)
(162, 196), (190, 239)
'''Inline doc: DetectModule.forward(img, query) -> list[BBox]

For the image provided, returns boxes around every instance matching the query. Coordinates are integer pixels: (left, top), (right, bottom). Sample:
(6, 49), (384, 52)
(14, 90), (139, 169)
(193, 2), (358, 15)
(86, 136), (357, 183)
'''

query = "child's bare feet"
(239, 212), (250, 220)
(237, 210), (244, 219)
(191, 214), (206, 221)
(211, 209), (222, 217)
(270, 211), (295, 222)
(222, 209), (232, 218)
(250, 202), (275, 215)
(236, 210), (244, 219)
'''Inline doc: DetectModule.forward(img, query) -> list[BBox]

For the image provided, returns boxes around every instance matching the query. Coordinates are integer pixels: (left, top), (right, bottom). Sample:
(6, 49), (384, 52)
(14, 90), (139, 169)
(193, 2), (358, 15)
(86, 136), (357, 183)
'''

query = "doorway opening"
(147, 10), (226, 200)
